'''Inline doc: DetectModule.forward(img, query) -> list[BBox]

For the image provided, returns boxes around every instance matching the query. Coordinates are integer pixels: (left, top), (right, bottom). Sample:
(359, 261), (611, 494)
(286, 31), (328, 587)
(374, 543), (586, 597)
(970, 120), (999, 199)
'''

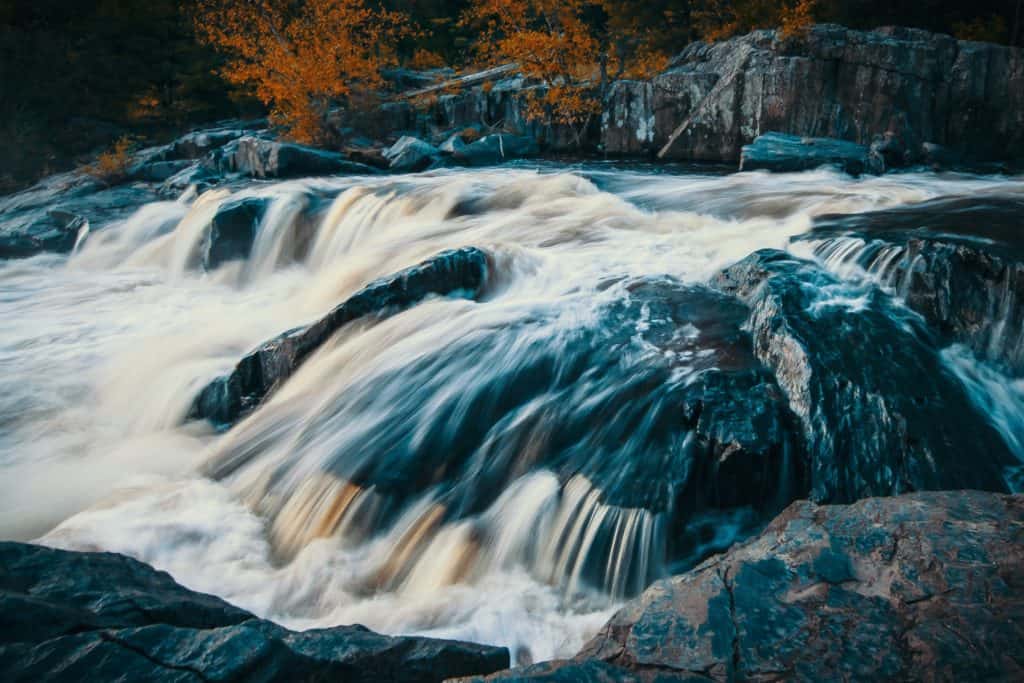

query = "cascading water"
(3, 164), (1024, 662)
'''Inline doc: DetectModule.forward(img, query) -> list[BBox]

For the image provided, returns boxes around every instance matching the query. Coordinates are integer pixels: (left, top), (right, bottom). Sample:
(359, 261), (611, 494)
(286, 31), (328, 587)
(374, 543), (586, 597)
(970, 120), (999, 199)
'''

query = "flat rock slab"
(0, 542), (509, 683)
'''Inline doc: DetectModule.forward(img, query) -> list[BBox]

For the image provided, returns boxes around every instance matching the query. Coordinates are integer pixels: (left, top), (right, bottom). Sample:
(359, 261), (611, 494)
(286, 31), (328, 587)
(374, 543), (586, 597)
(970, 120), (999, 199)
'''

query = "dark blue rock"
(453, 134), (540, 166)
(190, 247), (491, 428)
(797, 196), (1024, 376)
(711, 249), (1017, 502)
(574, 491), (1024, 681)
(0, 542), (510, 682)
(740, 132), (882, 175)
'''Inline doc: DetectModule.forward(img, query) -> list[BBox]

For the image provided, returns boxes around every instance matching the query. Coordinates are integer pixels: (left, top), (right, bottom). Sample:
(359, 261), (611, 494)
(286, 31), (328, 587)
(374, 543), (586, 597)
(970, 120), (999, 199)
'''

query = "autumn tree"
(195, 0), (410, 144)
(460, 0), (671, 146)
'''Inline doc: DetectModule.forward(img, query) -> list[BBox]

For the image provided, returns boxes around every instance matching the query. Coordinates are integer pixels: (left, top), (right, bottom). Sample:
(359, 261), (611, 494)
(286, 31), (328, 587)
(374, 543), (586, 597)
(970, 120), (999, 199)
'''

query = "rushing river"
(2, 164), (1023, 663)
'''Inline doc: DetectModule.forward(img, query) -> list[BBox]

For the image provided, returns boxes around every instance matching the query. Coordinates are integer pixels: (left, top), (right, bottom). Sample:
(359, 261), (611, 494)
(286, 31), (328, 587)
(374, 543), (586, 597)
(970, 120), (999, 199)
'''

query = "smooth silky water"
(2, 164), (1023, 663)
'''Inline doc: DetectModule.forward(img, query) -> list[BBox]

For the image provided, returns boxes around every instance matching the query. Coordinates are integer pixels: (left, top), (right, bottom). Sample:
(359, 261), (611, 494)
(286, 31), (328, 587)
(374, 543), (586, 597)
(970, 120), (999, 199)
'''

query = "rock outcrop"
(463, 491), (1024, 681)
(190, 247), (491, 428)
(384, 136), (441, 172)
(711, 249), (1017, 503)
(201, 196), (270, 271)
(739, 132), (883, 175)
(0, 174), (156, 259)
(605, 25), (1024, 166)
(0, 541), (510, 682)
(206, 136), (378, 179)
(797, 196), (1024, 376)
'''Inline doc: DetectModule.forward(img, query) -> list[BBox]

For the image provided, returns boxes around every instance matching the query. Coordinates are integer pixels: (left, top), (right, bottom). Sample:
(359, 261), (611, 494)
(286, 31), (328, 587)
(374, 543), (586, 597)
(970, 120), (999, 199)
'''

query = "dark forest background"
(1, 0), (1021, 192)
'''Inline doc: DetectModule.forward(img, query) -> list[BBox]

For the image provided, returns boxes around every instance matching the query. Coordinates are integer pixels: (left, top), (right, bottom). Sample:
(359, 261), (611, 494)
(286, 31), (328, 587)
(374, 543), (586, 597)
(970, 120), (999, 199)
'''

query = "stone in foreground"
(0, 542), (509, 682)
(462, 491), (1024, 681)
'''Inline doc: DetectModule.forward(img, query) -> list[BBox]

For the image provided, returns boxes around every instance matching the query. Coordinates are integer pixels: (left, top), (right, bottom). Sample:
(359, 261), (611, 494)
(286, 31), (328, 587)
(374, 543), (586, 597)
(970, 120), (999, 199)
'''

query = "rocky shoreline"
(4, 489), (1022, 681)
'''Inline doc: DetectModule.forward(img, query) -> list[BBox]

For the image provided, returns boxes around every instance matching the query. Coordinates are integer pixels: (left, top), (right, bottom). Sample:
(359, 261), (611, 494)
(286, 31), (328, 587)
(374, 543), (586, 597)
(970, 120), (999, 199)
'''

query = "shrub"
(85, 136), (134, 183)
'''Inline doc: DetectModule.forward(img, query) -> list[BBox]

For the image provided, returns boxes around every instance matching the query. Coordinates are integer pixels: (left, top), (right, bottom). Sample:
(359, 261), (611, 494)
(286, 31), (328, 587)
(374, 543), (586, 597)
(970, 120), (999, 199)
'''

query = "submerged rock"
(711, 249), (1018, 503)
(0, 541), (510, 682)
(798, 196), (1024, 375)
(740, 132), (883, 175)
(566, 491), (1024, 682)
(203, 197), (270, 271)
(190, 247), (491, 427)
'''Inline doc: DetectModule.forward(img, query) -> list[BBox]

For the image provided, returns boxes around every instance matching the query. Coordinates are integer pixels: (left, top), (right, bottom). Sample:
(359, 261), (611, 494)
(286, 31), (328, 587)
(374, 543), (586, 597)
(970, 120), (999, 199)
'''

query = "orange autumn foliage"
(195, 0), (411, 144)
(462, 0), (600, 130)
(85, 136), (134, 183)
(461, 0), (669, 142)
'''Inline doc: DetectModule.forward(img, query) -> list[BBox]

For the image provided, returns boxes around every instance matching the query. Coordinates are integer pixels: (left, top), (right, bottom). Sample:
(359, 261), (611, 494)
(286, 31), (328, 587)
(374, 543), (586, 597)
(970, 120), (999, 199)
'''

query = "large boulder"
(384, 136), (440, 172)
(190, 247), (492, 427)
(796, 196), (1024, 375)
(207, 137), (378, 179)
(452, 134), (540, 166)
(711, 249), (1017, 503)
(624, 25), (1024, 165)
(203, 196), (270, 271)
(565, 491), (1024, 682)
(739, 132), (883, 175)
(0, 542), (509, 682)
(199, 276), (802, 587)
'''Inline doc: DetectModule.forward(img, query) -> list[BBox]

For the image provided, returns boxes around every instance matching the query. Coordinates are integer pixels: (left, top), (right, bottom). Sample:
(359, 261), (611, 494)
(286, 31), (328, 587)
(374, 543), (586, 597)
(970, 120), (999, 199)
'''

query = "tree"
(195, 0), (410, 144)
(460, 0), (670, 146)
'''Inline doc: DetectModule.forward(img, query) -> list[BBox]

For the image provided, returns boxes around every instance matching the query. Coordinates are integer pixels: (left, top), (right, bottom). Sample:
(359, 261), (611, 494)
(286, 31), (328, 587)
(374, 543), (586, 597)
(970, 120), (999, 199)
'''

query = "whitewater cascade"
(2, 165), (1023, 662)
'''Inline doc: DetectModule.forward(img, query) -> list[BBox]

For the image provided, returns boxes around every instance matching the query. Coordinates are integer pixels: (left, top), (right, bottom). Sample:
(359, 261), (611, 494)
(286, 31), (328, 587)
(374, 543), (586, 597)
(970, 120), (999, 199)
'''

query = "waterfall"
(3, 164), (1023, 661)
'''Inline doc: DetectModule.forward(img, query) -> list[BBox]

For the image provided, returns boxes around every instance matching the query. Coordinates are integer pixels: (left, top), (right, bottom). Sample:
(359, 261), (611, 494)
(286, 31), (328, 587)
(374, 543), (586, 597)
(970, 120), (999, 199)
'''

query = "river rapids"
(1, 164), (1023, 663)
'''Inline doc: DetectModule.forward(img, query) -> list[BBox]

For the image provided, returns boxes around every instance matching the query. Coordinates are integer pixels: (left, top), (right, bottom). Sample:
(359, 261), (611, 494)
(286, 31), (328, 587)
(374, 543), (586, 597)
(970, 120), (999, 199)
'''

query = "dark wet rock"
(740, 132), (882, 175)
(159, 163), (222, 198)
(198, 275), (800, 588)
(453, 134), (540, 166)
(0, 210), (87, 259)
(206, 136), (378, 179)
(919, 141), (962, 168)
(202, 197), (269, 271)
(385, 136), (440, 172)
(168, 128), (252, 160)
(190, 247), (491, 428)
(128, 159), (194, 183)
(870, 132), (908, 169)
(574, 490), (1024, 682)
(799, 196), (1024, 375)
(711, 249), (1017, 503)
(0, 178), (157, 259)
(439, 133), (469, 155)
(0, 541), (510, 682)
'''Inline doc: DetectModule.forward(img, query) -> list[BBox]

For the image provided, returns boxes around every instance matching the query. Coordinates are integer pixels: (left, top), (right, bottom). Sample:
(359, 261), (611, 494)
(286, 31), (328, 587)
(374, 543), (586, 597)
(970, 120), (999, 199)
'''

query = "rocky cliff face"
(603, 25), (1024, 164)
